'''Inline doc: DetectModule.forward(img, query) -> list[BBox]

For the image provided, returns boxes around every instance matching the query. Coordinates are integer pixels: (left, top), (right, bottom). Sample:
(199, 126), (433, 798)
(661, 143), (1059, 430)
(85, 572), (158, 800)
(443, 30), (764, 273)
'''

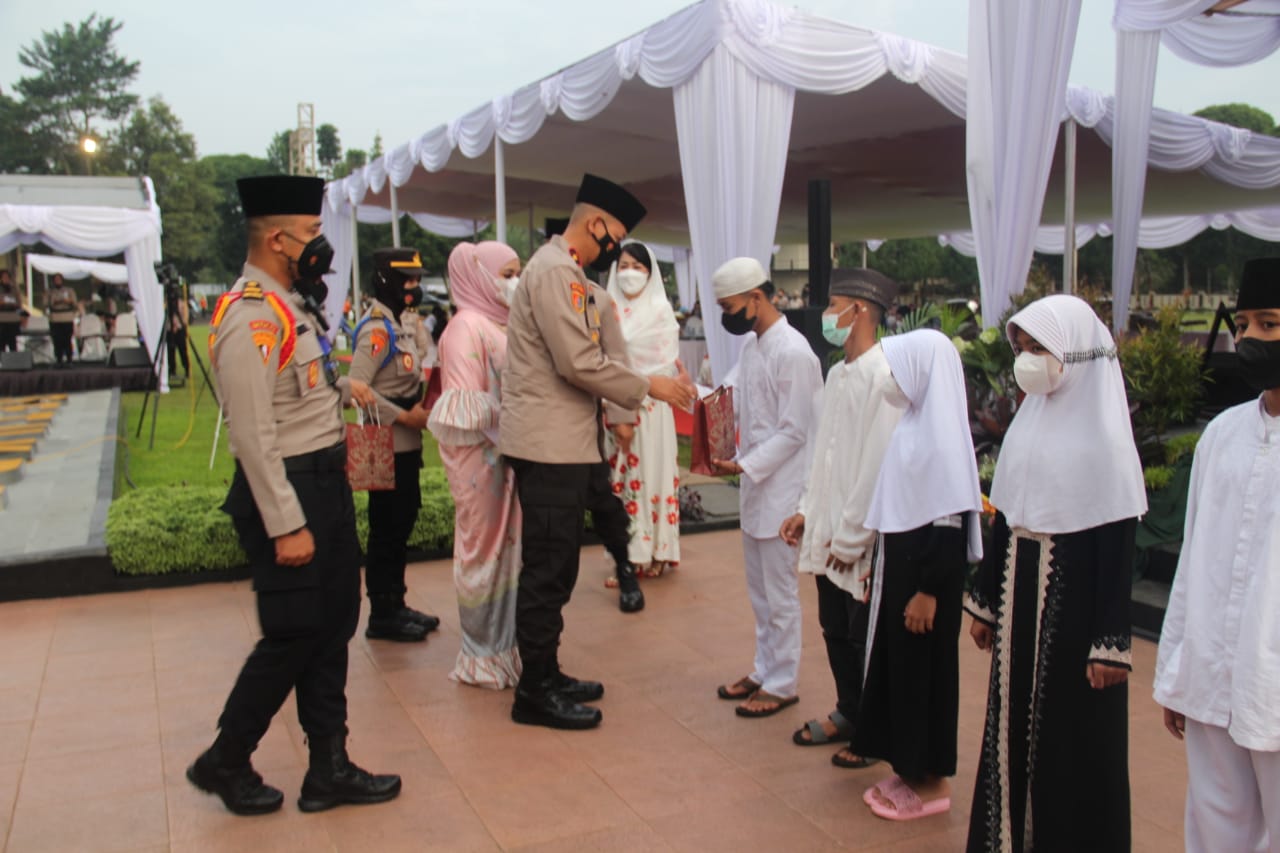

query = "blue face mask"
(821, 304), (855, 346)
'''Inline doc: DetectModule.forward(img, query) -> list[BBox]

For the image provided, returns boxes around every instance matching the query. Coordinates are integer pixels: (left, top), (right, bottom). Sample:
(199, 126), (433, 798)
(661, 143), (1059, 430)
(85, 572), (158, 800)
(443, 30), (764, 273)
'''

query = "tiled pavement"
(0, 529), (1186, 852)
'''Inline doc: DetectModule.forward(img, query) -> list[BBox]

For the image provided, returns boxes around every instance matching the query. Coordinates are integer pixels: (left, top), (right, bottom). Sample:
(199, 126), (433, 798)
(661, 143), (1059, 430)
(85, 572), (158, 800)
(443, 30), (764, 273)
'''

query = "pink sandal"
(867, 782), (950, 821)
(862, 774), (905, 806)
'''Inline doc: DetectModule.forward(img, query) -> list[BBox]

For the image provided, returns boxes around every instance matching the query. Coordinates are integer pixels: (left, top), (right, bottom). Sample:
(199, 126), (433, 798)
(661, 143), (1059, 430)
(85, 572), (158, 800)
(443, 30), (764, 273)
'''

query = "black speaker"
(0, 351), (33, 371)
(108, 347), (152, 368)
(807, 178), (832, 308)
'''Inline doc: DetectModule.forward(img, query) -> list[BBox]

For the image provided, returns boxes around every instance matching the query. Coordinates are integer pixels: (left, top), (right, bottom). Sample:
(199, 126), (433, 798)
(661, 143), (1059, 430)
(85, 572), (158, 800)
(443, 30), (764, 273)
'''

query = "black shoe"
(512, 682), (602, 730)
(549, 671), (604, 703)
(365, 610), (429, 642)
(186, 748), (284, 816)
(399, 606), (440, 634)
(617, 564), (645, 614)
(297, 736), (402, 813)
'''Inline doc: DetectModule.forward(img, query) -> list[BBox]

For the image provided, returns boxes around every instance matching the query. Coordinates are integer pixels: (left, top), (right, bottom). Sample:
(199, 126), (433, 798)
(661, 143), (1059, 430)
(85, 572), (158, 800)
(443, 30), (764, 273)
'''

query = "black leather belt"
(386, 394), (420, 410)
(282, 442), (347, 474)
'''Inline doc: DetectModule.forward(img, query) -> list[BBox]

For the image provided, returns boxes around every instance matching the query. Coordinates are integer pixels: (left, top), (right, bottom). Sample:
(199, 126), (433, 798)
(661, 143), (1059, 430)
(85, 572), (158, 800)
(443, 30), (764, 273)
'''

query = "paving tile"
(5, 787), (169, 853)
(0, 720), (32, 765)
(15, 740), (164, 809)
(26, 702), (159, 759)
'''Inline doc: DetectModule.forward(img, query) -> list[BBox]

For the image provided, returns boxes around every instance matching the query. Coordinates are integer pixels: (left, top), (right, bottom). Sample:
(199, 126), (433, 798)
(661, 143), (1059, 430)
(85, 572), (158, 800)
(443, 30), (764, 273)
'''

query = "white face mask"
(1013, 351), (1065, 396)
(616, 268), (649, 297)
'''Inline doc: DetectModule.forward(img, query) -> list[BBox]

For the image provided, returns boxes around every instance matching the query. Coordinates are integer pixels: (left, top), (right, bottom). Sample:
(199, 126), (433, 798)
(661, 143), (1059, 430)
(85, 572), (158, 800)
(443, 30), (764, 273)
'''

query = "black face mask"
(721, 302), (756, 336)
(588, 221), (623, 273)
(283, 232), (334, 329)
(1237, 336), (1280, 390)
(403, 282), (423, 309)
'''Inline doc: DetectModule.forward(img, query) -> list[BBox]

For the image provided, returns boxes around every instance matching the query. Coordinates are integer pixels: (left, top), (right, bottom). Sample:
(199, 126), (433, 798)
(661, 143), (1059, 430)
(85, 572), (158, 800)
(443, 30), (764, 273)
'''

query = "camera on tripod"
(155, 261), (182, 298)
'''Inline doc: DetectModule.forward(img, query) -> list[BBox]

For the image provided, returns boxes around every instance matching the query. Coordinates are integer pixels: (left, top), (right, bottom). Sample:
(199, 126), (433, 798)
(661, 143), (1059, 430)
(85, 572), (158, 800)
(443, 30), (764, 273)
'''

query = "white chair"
(77, 314), (108, 362)
(18, 315), (54, 365)
(109, 313), (141, 352)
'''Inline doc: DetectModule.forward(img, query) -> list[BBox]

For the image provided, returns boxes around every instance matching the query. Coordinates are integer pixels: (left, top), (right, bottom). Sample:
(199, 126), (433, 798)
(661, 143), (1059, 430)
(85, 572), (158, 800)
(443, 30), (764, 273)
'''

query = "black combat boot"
(365, 594), (428, 642)
(297, 734), (402, 813)
(186, 731), (284, 816)
(512, 676), (603, 730)
(616, 563), (645, 614)
(549, 670), (604, 703)
(398, 605), (441, 634)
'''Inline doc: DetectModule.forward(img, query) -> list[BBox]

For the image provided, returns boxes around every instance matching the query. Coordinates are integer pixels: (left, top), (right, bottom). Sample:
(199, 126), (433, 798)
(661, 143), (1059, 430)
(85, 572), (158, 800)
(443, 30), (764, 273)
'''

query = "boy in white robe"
(781, 268), (901, 766)
(1155, 256), (1280, 853)
(711, 257), (823, 717)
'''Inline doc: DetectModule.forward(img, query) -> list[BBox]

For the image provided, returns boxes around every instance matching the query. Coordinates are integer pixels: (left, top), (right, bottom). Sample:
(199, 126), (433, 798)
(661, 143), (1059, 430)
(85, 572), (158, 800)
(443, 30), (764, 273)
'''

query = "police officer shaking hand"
(189, 175), (399, 816)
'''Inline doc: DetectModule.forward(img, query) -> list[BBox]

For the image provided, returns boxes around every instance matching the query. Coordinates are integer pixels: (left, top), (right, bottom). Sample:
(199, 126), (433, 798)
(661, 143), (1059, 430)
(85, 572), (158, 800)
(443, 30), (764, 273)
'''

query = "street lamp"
(81, 137), (98, 175)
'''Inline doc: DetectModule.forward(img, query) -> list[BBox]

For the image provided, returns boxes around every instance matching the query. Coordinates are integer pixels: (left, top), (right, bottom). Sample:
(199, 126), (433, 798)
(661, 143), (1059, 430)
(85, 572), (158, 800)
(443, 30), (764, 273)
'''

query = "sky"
(1, 0), (1278, 160)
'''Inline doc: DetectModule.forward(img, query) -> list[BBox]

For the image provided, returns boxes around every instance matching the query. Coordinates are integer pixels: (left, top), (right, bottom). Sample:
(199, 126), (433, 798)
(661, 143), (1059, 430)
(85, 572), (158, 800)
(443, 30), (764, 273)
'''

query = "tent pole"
(389, 184), (401, 248)
(494, 137), (507, 244)
(23, 248), (32, 306)
(1063, 118), (1078, 295)
(350, 206), (362, 323)
(861, 242), (868, 269)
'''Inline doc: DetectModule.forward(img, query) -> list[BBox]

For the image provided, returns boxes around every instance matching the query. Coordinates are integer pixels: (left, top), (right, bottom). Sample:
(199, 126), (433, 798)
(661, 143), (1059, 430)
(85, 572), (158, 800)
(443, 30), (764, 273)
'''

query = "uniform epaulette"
(241, 281), (264, 300)
(371, 306), (383, 319)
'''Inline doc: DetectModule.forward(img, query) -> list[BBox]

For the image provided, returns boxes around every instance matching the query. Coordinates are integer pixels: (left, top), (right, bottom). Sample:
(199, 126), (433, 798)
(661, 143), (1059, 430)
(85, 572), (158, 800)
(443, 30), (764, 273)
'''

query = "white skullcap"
(712, 257), (768, 300)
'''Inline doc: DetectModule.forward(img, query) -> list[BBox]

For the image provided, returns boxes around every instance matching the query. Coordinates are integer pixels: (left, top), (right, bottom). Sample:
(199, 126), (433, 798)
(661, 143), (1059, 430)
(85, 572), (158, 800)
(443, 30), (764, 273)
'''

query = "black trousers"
(0, 323), (17, 352)
(167, 325), (189, 376)
(509, 458), (592, 688)
(51, 322), (74, 362)
(816, 574), (869, 727)
(216, 446), (361, 750)
(365, 447), (423, 613)
(586, 461), (631, 571)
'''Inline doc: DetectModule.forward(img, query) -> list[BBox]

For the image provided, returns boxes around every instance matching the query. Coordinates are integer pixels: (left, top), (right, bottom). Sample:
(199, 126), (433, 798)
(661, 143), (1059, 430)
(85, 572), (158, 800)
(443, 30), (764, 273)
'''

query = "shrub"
(107, 468), (458, 576)
(1119, 306), (1206, 444)
(1164, 431), (1202, 465)
(1143, 465), (1175, 492)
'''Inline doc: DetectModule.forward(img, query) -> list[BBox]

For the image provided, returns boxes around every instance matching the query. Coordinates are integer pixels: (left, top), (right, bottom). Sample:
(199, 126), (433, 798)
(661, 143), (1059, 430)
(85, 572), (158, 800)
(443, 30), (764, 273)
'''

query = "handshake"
(647, 359), (697, 413)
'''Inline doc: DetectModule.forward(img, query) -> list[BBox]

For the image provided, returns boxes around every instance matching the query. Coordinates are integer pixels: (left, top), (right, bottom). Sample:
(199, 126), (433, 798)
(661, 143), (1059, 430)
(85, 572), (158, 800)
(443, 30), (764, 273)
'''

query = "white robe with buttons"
(1154, 398), (1280, 753)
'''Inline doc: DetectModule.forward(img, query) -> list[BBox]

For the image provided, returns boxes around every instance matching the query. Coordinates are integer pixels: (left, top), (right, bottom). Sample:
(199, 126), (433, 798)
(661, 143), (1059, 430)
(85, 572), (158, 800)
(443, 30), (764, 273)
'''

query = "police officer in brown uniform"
(501, 174), (695, 729)
(349, 247), (439, 642)
(46, 273), (78, 364)
(188, 175), (401, 816)
(0, 270), (24, 353)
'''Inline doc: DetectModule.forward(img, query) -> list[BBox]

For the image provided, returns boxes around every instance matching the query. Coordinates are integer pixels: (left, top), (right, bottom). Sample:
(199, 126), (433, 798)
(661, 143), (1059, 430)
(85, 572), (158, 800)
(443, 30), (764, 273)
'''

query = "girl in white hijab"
(856, 329), (984, 822)
(966, 294), (1146, 853)
(603, 241), (683, 585)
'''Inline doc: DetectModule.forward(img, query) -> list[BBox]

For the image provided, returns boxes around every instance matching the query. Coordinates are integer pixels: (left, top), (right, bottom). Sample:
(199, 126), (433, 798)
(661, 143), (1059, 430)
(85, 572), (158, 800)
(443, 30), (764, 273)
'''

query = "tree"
(14, 14), (140, 174)
(106, 96), (196, 175)
(1193, 103), (1275, 135)
(317, 123), (341, 176)
(149, 154), (220, 279)
(333, 148), (367, 179)
(0, 90), (48, 173)
(202, 154), (273, 282)
(265, 130), (291, 175)
(370, 133), (384, 159)
(837, 238), (979, 302)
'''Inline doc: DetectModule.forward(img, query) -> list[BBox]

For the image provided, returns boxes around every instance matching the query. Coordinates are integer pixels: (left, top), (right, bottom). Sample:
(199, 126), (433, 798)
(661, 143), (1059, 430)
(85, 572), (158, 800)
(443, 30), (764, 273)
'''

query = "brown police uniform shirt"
(349, 299), (425, 453)
(500, 235), (649, 464)
(0, 286), (21, 323)
(47, 286), (78, 323)
(210, 263), (351, 537)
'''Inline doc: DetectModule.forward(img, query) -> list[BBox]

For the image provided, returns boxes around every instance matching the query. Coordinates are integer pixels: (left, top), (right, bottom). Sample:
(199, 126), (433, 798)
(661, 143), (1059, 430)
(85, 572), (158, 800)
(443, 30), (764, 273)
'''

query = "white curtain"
(674, 42), (795, 384)
(0, 197), (166, 388)
(26, 253), (129, 284)
(320, 197), (355, 338)
(966, 0), (1083, 327)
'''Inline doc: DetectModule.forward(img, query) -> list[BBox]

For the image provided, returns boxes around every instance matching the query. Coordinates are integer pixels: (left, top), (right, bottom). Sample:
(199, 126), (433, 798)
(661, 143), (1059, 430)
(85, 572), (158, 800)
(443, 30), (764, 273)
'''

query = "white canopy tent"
(0, 175), (166, 388)
(25, 253), (129, 292)
(327, 0), (1280, 381)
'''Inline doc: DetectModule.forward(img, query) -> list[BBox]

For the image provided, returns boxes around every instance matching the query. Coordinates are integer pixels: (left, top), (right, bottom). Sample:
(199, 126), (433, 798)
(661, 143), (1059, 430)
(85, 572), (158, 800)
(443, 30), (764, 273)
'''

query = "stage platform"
(0, 363), (154, 395)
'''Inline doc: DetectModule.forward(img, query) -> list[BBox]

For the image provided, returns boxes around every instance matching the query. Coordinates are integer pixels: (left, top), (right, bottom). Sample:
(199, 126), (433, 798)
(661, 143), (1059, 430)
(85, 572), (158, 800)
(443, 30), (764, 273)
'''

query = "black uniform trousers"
(586, 461), (632, 574)
(217, 445), (361, 750)
(816, 574), (869, 727)
(50, 322), (74, 362)
(167, 325), (189, 376)
(0, 322), (18, 352)
(365, 447), (424, 611)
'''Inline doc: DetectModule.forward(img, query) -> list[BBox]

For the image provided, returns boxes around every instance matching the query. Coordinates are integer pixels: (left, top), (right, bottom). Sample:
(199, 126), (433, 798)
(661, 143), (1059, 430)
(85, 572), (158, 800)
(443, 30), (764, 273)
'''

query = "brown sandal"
(716, 676), (761, 701)
(735, 691), (800, 718)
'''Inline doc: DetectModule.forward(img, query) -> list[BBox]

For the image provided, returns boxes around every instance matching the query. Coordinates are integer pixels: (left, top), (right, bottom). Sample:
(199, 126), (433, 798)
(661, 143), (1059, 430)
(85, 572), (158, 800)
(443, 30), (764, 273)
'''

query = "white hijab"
(990, 295), (1147, 534)
(866, 329), (984, 562)
(606, 242), (680, 377)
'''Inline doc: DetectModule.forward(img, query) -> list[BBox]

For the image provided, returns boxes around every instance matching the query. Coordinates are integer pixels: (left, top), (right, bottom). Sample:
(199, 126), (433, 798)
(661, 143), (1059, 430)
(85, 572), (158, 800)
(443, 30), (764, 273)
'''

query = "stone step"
(0, 439), (37, 460)
(0, 458), (20, 486)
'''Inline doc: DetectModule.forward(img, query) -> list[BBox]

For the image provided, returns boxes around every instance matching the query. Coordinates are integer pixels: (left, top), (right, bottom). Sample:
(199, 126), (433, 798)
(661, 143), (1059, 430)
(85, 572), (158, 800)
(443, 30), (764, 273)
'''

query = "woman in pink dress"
(428, 241), (523, 688)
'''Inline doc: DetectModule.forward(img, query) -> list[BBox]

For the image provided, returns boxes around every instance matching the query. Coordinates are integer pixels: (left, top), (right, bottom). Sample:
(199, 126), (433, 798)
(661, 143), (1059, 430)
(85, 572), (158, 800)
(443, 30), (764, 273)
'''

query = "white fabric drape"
(940, 205), (1280, 257)
(26, 253), (129, 284)
(1111, 29), (1161, 333)
(674, 42), (795, 385)
(320, 200), (354, 338)
(0, 194), (166, 388)
(966, 0), (1082, 328)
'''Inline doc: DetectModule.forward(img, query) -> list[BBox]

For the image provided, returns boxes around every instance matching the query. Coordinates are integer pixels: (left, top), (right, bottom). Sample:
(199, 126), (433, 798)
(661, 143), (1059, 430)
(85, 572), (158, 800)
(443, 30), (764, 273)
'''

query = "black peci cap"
(1237, 258), (1280, 312)
(829, 268), (899, 313)
(575, 174), (646, 232)
(544, 217), (570, 238)
(236, 175), (326, 218)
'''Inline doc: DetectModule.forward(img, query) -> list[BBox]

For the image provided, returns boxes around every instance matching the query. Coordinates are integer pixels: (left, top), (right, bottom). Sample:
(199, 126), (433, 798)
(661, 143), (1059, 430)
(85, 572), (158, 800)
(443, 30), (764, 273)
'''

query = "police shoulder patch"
(570, 282), (586, 314)
(241, 280), (264, 300)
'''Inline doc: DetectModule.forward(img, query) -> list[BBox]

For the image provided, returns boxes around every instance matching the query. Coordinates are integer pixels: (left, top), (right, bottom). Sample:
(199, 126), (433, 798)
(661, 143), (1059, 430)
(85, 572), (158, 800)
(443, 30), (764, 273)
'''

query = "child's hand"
(779, 514), (805, 546)
(903, 592), (937, 634)
(970, 619), (994, 651)
(1086, 662), (1129, 690)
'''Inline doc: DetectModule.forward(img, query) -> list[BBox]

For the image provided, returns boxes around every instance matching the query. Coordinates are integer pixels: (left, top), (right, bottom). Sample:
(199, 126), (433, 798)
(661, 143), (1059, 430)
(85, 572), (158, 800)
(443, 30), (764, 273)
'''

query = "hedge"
(106, 468), (457, 576)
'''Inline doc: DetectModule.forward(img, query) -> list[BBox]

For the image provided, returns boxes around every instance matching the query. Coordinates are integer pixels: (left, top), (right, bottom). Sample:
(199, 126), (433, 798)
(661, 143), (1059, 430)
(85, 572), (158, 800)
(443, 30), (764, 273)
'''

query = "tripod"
(135, 292), (217, 450)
